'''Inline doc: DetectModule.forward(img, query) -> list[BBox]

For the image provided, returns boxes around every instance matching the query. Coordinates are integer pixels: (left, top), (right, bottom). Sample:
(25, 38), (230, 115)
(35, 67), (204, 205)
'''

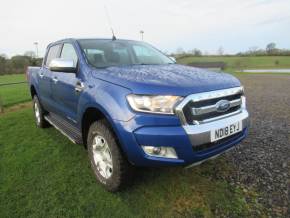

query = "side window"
(60, 43), (78, 67)
(45, 45), (61, 66)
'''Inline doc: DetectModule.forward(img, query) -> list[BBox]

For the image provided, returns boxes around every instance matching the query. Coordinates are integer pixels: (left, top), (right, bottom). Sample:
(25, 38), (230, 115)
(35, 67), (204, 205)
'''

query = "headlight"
(126, 94), (183, 114)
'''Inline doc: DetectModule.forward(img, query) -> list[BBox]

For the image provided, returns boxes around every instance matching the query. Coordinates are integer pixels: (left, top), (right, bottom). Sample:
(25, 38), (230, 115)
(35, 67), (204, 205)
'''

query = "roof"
(50, 37), (140, 45)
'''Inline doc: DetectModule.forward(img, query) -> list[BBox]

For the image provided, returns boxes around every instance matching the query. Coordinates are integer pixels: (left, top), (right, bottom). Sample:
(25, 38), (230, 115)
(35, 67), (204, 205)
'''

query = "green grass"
(0, 83), (30, 107)
(177, 56), (290, 72)
(0, 74), (30, 107)
(0, 74), (26, 84)
(0, 108), (264, 217)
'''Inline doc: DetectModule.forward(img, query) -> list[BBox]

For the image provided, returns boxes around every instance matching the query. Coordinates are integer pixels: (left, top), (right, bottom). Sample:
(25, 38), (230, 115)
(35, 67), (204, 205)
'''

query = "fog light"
(142, 146), (178, 159)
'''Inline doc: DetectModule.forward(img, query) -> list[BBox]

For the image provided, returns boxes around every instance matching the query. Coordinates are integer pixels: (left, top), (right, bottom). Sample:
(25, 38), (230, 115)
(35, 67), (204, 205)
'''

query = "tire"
(87, 120), (134, 192)
(33, 95), (49, 128)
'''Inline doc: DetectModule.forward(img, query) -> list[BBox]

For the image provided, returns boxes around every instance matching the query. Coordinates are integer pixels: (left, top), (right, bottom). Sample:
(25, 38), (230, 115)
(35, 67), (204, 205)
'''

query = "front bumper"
(113, 108), (249, 167)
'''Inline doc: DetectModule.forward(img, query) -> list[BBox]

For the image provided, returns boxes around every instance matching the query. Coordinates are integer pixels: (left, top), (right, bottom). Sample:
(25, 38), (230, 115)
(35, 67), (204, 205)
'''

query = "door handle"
(39, 72), (44, 78)
(75, 81), (85, 93)
(52, 77), (58, 83)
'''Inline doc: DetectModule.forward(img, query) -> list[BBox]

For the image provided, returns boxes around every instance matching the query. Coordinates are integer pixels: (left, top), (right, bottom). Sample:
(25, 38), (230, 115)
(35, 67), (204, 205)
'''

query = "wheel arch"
(81, 106), (123, 151)
(30, 85), (37, 98)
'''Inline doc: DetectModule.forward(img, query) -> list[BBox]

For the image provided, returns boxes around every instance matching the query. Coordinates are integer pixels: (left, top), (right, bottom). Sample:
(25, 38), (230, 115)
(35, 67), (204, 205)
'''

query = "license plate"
(211, 121), (242, 142)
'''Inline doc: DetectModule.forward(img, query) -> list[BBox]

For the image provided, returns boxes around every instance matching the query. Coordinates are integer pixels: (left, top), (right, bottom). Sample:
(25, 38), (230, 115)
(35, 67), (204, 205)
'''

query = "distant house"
(188, 62), (227, 72)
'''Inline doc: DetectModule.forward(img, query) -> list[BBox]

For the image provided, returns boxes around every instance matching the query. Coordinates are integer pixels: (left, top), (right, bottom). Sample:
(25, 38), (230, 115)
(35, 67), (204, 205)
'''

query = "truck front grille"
(175, 87), (244, 125)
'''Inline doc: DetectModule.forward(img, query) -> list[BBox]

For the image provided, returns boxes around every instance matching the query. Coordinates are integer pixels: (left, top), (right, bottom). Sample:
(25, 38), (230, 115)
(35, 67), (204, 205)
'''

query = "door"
(38, 44), (61, 111)
(51, 43), (81, 123)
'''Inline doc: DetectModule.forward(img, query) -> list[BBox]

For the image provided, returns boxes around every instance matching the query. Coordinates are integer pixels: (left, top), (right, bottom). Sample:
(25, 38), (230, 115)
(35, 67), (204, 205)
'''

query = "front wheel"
(87, 120), (134, 192)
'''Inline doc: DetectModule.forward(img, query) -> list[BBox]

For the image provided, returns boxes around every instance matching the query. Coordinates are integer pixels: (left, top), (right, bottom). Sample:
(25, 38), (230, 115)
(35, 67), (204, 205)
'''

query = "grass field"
(0, 84), (30, 107)
(0, 74), (26, 84)
(0, 74), (30, 108)
(177, 56), (290, 72)
(0, 108), (264, 217)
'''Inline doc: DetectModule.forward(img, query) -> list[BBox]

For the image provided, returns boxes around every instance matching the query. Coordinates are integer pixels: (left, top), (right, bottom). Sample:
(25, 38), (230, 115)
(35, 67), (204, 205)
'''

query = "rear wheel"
(33, 95), (49, 128)
(87, 120), (134, 192)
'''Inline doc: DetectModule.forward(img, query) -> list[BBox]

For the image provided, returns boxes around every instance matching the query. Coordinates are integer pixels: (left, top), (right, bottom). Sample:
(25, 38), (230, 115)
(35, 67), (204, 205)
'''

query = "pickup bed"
(27, 38), (249, 191)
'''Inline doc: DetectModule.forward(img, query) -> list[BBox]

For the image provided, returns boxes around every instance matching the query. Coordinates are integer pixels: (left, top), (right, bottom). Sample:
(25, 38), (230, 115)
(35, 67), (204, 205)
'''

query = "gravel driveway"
(225, 74), (290, 217)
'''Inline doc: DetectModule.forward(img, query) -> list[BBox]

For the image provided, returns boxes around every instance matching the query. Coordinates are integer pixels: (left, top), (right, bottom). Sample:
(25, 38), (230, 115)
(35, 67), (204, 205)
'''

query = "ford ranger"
(27, 38), (249, 192)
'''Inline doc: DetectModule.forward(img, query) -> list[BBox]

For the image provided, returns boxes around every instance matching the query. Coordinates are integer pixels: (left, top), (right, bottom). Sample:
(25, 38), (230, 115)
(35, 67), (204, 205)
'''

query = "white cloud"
(0, 0), (289, 56)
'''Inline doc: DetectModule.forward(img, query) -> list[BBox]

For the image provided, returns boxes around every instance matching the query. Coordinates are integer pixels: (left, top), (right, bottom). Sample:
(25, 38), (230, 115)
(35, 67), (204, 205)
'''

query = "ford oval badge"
(216, 100), (231, 112)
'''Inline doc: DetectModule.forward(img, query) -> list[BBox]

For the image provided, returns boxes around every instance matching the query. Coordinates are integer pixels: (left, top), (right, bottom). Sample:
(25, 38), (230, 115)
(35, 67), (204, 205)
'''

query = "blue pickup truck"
(27, 38), (249, 191)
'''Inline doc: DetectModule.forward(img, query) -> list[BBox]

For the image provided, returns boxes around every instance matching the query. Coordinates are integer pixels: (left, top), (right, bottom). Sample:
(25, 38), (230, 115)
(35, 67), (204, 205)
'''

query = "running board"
(45, 113), (83, 144)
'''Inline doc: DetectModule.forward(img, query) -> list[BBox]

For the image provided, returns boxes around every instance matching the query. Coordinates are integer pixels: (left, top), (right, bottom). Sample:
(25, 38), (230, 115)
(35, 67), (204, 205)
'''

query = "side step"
(45, 113), (83, 144)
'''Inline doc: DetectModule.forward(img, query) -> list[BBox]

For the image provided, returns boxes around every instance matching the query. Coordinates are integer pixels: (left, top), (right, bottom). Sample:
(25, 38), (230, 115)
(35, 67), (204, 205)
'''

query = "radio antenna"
(104, 5), (117, 40)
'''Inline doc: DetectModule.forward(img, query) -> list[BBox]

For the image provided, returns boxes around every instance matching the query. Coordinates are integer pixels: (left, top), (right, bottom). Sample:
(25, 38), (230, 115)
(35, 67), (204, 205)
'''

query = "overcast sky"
(1, 0), (290, 57)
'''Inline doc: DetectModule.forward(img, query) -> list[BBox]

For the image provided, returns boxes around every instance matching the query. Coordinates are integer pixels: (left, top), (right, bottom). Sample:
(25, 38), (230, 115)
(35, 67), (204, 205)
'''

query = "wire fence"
(0, 81), (29, 113)
(0, 81), (27, 86)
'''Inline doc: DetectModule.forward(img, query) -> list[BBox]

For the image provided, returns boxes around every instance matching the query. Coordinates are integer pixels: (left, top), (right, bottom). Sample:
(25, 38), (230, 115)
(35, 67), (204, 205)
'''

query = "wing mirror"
(49, 58), (77, 73)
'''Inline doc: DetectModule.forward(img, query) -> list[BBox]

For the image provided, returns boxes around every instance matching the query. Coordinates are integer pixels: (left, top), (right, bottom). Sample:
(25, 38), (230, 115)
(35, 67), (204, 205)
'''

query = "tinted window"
(60, 43), (78, 67)
(45, 45), (61, 66)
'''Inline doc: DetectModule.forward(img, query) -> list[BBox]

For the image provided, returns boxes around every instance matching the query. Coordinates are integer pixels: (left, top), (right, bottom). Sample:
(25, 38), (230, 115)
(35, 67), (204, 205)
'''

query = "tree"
(217, 46), (224, 56)
(24, 51), (36, 58)
(192, 48), (202, 56)
(266, 42), (276, 54)
(10, 56), (30, 74)
(176, 47), (185, 55)
(0, 55), (6, 74)
(248, 46), (259, 54)
(0, 53), (8, 59)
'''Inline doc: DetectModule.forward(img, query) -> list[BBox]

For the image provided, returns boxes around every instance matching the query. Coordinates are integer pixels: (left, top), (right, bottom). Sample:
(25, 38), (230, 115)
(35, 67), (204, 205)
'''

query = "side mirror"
(49, 58), (77, 73)
(169, 56), (176, 63)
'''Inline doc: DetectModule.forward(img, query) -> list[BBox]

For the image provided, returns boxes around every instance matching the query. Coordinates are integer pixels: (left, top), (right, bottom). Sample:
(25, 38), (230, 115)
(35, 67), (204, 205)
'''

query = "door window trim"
(58, 42), (80, 74)
(60, 43), (79, 65)
(44, 43), (62, 68)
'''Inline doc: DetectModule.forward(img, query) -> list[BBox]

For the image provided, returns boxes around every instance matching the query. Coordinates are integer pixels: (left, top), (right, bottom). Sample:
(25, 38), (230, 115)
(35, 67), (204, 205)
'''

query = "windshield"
(77, 39), (174, 68)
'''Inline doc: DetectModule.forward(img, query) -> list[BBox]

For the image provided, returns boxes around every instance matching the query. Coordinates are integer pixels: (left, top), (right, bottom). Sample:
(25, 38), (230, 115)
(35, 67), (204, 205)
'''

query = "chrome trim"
(174, 87), (249, 148)
(75, 81), (85, 93)
(183, 109), (249, 146)
(192, 98), (242, 116)
(175, 87), (244, 125)
(200, 109), (242, 124)
(49, 58), (77, 72)
(52, 77), (58, 83)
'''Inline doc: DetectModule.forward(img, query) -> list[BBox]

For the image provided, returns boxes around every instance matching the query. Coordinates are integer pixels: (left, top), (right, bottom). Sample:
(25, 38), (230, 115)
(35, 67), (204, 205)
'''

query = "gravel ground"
(225, 74), (290, 217)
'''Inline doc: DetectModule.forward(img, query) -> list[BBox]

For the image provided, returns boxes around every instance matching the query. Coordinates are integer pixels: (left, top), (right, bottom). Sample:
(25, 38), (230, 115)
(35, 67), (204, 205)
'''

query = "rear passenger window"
(45, 45), (61, 67)
(60, 43), (78, 67)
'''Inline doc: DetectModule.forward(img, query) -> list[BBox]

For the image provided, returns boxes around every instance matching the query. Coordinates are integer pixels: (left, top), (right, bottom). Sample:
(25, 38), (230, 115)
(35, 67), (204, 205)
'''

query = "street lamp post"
(34, 42), (39, 58)
(140, 30), (144, 41)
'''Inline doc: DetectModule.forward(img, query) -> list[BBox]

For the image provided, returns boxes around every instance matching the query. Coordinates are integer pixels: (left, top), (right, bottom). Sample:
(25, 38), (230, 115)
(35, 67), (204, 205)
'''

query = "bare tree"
(266, 42), (276, 54)
(249, 46), (259, 53)
(217, 46), (224, 56)
(24, 51), (36, 58)
(176, 47), (185, 55)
